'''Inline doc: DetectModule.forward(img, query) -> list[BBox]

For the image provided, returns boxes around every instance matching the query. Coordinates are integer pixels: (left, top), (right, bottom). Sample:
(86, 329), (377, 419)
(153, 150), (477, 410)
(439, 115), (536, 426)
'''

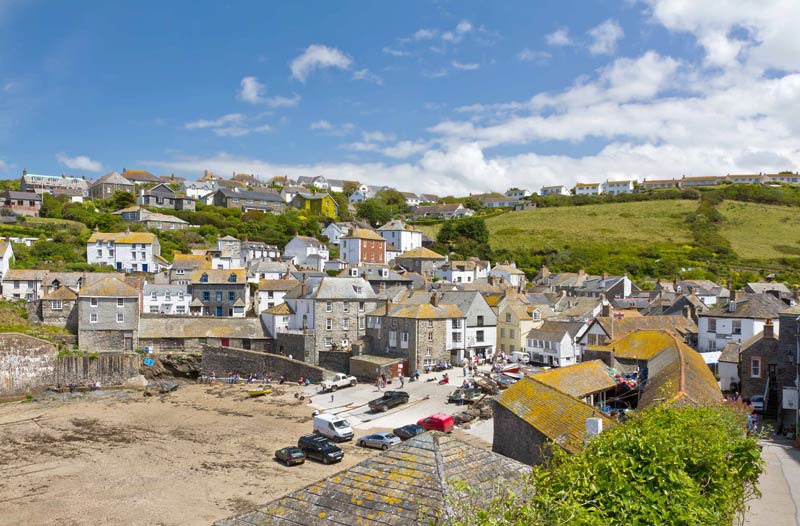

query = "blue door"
(116, 262), (122, 270)
(142, 264), (148, 272)
(215, 306), (223, 316)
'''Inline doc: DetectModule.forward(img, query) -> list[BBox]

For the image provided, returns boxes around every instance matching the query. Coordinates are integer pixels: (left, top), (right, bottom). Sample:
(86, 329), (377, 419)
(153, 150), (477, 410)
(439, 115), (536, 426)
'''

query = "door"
(142, 264), (148, 272)
(116, 262), (122, 270)
(221, 338), (230, 347)
(215, 306), (223, 316)
(124, 337), (132, 350)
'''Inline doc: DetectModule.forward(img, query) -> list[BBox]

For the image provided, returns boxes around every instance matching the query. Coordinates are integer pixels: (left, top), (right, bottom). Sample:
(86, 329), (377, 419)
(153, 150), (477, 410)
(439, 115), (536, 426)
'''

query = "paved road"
(745, 437), (800, 526)
(303, 366), (495, 444)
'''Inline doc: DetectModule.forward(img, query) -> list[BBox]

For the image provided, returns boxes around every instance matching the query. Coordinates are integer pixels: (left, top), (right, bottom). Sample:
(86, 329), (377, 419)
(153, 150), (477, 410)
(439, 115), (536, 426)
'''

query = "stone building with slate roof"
(88, 171), (134, 200)
(77, 276), (140, 352)
(697, 292), (786, 352)
(215, 431), (530, 526)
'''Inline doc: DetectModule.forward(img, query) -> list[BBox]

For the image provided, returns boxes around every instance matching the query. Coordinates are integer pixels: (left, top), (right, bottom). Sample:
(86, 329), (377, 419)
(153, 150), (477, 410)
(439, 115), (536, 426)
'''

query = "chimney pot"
(763, 319), (775, 339)
(430, 292), (439, 307)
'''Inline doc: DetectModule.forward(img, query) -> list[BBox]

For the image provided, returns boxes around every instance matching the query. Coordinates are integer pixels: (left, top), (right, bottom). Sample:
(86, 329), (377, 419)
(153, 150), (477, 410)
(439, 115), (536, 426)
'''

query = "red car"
(417, 413), (454, 433)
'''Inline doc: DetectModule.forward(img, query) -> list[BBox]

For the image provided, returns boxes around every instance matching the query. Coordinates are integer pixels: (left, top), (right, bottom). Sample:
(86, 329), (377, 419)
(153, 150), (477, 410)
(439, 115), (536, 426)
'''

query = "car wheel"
(323, 457), (330, 465)
(358, 441), (365, 447)
(381, 405), (388, 412)
(285, 459), (292, 467)
(331, 385), (337, 392)
(381, 444), (388, 450)
(350, 380), (356, 386)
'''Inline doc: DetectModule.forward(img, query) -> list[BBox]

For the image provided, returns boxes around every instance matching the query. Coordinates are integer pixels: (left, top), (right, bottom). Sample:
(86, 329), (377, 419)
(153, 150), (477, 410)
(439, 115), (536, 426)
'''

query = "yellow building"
(497, 302), (544, 355)
(290, 192), (338, 219)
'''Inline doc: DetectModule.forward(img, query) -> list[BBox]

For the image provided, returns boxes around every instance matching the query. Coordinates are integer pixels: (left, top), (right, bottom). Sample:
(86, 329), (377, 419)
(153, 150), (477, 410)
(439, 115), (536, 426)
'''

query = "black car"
(297, 434), (344, 465)
(368, 390), (410, 412)
(392, 424), (426, 440)
(275, 446), (306, 466)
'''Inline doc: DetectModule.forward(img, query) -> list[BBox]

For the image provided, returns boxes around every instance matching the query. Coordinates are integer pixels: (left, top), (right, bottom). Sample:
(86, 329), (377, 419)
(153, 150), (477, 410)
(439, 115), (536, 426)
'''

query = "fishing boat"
(501, 371), (524, 381)
(500, 363), (521, 374)
(473, 376), (498, 393)
(247, 387), (273, 397)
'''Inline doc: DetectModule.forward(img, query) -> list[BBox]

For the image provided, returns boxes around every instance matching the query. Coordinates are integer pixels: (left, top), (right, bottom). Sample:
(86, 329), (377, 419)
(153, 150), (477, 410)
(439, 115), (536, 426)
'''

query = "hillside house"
(505, 188), (532, 199)
(137, 183), (196, 211)
(256, 279), (299, 313)
(1, 191), (41, 217)
(121, 168), (161, 185)
(290, 192), (338, 219)
(190, 269), (249, 317)
(489, 264), (526, 289)
(435, 259), (489, 284)
(180, 180), (217, 201)
(77, 276), (140, 352)
(20, 170), (88, 198)
(113, 207), (189, 231)
(525, 320), (584, 366)
(89, 171), (134, 200)
(639, 178), (679, 191)
(210, 188), (286, 213)
(697, 292), (785, 352)
(540, 185), (570, 196)
(602, 180), (634, 195)
(142, 283), (191, 315)
(340, 227), (386, 265)
(377, 219), (423, 253)
(497, 303), (544, 355)
(87, 231), (168, 273)
(410, 203), (473, 220)
(284, 235), (329, 271)
(573, 183), (603, 196)
(395, 247), (446, 278)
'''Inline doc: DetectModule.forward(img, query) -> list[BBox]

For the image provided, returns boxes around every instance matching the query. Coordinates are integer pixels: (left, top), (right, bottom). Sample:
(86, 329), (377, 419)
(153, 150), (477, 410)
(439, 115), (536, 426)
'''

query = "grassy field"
(718, 201), (800, 260)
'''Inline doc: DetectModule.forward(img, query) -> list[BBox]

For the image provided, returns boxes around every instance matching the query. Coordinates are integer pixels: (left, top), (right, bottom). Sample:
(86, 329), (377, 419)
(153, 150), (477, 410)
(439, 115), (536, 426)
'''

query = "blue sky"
(1, 1), (799, 195)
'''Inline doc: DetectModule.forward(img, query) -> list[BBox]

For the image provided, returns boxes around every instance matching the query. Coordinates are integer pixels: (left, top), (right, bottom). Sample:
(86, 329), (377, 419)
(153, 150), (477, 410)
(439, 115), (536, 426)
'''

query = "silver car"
(357, 432), (401, 450)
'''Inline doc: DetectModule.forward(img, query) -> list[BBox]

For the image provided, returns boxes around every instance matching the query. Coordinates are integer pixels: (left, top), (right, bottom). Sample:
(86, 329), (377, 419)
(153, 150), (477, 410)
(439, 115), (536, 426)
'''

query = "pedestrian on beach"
(330, 393), (335, 404)
(399, 376), (404, 388)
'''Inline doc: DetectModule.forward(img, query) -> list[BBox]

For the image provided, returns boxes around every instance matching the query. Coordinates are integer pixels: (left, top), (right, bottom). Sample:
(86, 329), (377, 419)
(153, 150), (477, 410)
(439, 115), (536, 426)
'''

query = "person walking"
(399, 376), (405, 388)
(330, 393), (335, 404)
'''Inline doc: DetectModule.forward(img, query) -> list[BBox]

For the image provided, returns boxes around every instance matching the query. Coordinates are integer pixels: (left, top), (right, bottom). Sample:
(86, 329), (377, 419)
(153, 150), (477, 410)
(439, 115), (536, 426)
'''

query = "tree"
(375, 188), (406, 208)
(110, 190), (136, 210)
(343, 181), (360, 197)
(356, 199), (393, 227)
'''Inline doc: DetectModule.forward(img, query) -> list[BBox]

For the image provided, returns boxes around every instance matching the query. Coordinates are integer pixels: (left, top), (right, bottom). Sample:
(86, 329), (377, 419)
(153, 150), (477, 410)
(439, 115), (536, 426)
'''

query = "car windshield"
(333, 420), (350, 428)
(290, 451), (305, 458)
(384, 433), (397, 439)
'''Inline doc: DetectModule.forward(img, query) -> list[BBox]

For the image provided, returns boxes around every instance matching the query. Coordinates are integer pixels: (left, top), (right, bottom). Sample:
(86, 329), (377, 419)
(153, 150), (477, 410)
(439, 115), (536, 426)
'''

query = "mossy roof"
(531, 360), (617, 398)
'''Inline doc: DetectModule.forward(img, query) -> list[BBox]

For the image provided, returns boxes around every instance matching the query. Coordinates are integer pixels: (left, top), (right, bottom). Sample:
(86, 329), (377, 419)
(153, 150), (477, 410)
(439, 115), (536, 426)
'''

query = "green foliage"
(329, 191), (352, 221)
(445, 404), (763, 526)
(436, 216), (491, 259)
(355, 199), (394, 227)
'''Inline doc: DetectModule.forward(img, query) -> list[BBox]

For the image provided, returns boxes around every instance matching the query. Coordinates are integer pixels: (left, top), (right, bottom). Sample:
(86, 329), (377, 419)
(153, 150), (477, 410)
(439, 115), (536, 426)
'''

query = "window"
(116, 312), (124, 323)
(427, 320), (434, 328)
(708, 339), (717, 352)
(200, 273), (208, 283)
(426, 347), (432, 357)
(165, 291), (171, 301)
(326, 301), (332, 312)
(477, 315), (484, 326)
(325, 337), (333, 348)
(90, 312), (97, 323)
(96, 249), (102, 258)
(215, 291), (222, 302)
(178, 291), (184, 301)
(117, 298), (124, 307)
(358, 301), (365, 312)
(151, 291), (158, 301)
(175, 305), (185, 314)
(452, 319), (462, 329)
(505, 313), (511, 322)
(533, 311), (541, 321)
(202, 291), (210, 302)
(358, 317), (365, 330)
(228, 273), (237, 283)
(132, 252), (137, 260)
(401, 332), (409, 343)
(428, 331), (434, 342)
(90, 298), (98, 307)
(732, 320), (742, 335)
(354, 286), (362, 294)
(149, 306), (159, 313)
(176, 269), (185, 275)
(452, 332), (462, 343)
(51, 300), (62, 310)
(326, 318), (333, 331)
(509, 329), (515, 338)
(510, 344), (515, 353)
(476, 330), (484, 343)
(342, 301), (350, 313)
(751, 357), (761, 378)
(228, 291), (236, 301)
(342, 318), (350, 330)
(708, 318), (717, 333)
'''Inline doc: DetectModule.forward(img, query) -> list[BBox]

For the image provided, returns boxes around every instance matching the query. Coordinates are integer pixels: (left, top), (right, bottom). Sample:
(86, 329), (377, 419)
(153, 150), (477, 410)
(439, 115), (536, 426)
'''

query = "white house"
(401, 192), (421, 208)
(240, 241), (280, 265)
(602, 180), (635, 195)
(280, 185), (304, 204)
(348, 189), (373, 204)
(1, 269), (50, 301)
(573, 182), (603, 196)
(435, 260), (489, 284)
(377, 220), (423, 253)
(87, 231), (168, 273)
(247, 260), (291, 284)
(283, 235), (329, 271)
(696, 292), (785, 352)
(142, 283), (191, 315)
(256, 279), (300, 313)
(181, 180), (217, 200)
(540, 185), (570, 197)
(525, 321), (584, 367)
(489, 264), (526, 289)
(0, 239), (14, 280)
(505, 188), (532, 199)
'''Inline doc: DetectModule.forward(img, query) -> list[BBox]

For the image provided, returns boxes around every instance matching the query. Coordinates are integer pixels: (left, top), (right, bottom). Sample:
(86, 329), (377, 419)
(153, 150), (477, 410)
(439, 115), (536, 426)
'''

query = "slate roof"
(288, 235), (325, 249)
(701, 293), (786, 319)
(216, 188), (284, 202)
(79, 276), (139, 297)
(590, 314), (697, 341)
(413, 203), (463, 215)
(368, 302), (464, 319)
(531, 360), (617, 398)
(3, 190), (41, 201)
(744, 282), (792, 295)
(258, 279), (300, 291)
(377, 219), (418, 232)
(42, 286), (78, 301)
(91, 171), (133, 187)
(172, 254), (211, 269)
(490, 265), (525, 276)
(526, 320), (584, 342)
(395, 247), (445, 260)
(122, 169), (160, 183)
(718, 341), (741, 364)
(284, 277), (377, 300)
(88, 231), (157, 244)
(191, 269), (247, 284)
(215, 432), (530, 526)
(496, 376), (615, 454)
(3, 269), (50, 281)
(249, 260), (290, 274)
(139, 317), (266, 339)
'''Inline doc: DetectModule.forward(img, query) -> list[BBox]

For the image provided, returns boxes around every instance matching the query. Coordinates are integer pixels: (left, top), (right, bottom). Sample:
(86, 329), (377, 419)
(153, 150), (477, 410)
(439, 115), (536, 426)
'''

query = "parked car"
(357, 432), (401, 450)
(297, 434), (344, 464)
(274, 446), (306, 466)
(750, 395), (765, 412)
(368, 391), (410, 412)
(393, 424), (426, 440)
(319, 373), (357, 392)
(417, 413), (454, 433)
(313, 414), (354, 442)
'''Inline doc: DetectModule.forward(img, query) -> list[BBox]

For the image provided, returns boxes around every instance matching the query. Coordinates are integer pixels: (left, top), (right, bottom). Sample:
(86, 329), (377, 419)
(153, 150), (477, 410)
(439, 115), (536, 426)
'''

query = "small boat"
(500, 363), (521, 374)
(248, 387), (273, 397)
(501, 371), (524, 381)
(473, 376), (498, 393)
(494, 375), (518, 389)
(449, 388), (483, 404)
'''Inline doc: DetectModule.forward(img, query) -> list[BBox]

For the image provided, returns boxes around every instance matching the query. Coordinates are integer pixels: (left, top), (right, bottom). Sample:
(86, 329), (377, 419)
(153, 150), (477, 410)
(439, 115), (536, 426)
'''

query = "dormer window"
(228, 273), (237, 283)
(200, 273), (208, 283)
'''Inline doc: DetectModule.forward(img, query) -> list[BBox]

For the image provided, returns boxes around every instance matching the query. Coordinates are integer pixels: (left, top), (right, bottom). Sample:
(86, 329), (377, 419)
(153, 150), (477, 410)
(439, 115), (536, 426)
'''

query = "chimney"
(123, 168), (126, 173)
(601, 302), (611, 317)
(578, 269), (586, 279)
(22, 168), (27, 176)
(682, 305), (691, 319)
(602, 272), (608, 281)
(541, 265), (550, 279)
(301, 277), (307, 296)
(763, 319), (774, 339)
(586, 417), (604, 440)
(430, 292), (439, 307)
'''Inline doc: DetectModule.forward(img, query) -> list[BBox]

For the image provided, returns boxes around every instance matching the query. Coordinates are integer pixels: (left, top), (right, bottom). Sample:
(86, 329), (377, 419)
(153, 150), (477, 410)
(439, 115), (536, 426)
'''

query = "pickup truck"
(368, 391), (410, 412)
(320, 373), (357, 392)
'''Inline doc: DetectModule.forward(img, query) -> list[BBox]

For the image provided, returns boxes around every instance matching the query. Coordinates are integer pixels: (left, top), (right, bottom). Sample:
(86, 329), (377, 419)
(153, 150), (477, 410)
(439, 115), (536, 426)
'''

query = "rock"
(453, 411), (477, 425)
(123, 375), (148, 389)
(479, 405), (494, 419)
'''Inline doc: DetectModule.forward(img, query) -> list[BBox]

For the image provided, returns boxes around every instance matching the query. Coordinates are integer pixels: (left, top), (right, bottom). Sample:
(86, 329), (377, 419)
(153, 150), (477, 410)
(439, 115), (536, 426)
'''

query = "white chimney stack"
(586, 417), (604, 439)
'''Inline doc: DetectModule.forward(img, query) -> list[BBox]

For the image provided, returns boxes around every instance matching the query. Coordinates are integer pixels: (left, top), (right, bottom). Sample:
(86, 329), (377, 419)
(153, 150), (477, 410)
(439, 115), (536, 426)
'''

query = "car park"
(368, 390), (410, 412)
(297, 434), (344, 464)
(313, 414), (354, 442)
(392, 424), (426, 440)
(274, 446), (306, 466)
(357, 432), (401, 450)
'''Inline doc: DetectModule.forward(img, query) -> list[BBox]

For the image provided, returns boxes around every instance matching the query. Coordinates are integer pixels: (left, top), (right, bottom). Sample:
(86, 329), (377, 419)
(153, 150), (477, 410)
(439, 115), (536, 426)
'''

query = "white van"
(313, 414), (354, 442)
(510, 351), (531, 364)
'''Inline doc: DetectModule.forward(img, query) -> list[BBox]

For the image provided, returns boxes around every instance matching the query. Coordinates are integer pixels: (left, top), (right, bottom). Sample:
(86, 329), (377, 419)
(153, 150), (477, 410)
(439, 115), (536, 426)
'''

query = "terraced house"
(87, 231), (169, 273)
(189, 269), (249, 317)
(77, 276), (140, 352)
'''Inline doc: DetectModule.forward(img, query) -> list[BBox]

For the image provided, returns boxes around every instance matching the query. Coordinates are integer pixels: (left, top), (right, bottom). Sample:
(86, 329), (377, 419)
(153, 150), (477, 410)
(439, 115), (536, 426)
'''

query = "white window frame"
(90, 298), (98, 307)
(90, 312), (97, 323)
(750, 357), (761, 378)
(117, 312), (124, 323)
(51, 300), (63, 310)
(326, 301), (332, 312)
(117, 298), (124, 307)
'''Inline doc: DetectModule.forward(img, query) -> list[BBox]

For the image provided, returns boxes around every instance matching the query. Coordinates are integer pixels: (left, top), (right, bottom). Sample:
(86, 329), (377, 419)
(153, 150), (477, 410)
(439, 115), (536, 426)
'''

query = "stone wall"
(492, 401), (550, 466)
(42, 299), (79, 332)
(275, 332), (316, 362)
(78, 329), (136, 353)
(201, 345), (335, 382)
(0, 332), (57, 396)
(318, 350), (351, 373)
(54, 352), (141, 387)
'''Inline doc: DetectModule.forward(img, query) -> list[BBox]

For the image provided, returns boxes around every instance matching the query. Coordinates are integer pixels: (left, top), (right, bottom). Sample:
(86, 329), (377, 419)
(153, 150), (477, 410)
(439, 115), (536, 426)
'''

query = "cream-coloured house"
(497, 302), (545, 355)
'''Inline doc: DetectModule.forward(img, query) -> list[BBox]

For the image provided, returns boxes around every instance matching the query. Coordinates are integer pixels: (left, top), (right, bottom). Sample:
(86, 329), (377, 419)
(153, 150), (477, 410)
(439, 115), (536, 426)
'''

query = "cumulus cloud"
(518, 48), (551, 63)
(237, 76), (300, 107)
(310, 120), (333, 131)
(290, 45), (352, 82)
(452, 61), (480, 71)
(55, 153), (103, 172)
(185, 113), (244, 130)
(309, 121), (355, 136)
(383, 47), (411, 57)
(185, 113), (271, 137)
(545, 27), (572, 46)
(353, 68), (383, 85)
(588, 19), (624, 55)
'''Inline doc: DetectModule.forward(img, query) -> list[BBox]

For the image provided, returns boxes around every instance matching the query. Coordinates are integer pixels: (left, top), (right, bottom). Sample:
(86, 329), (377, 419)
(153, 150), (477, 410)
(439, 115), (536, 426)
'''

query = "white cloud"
(545, 27), (572, 46)
(238, 76), (301, 107)
(517, 48), (551, 63)
(452, 61), (480, 71)
(456, 21), (473, 34)
(212, 124), (272, 137)
(401, 28), (438, 43)
(353, 68), (384, 85)
(383, 47), (411, 57)
(310, 120), (333, 131)
(442, 20), (473, 43)
(185, 113), (244, 130)
(56, 153), (103, 172)
(362, 130), (395, 142)
(588, 19), (624, 55)
(0, 158), (8, 173)
(290, 44), (352, 82)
